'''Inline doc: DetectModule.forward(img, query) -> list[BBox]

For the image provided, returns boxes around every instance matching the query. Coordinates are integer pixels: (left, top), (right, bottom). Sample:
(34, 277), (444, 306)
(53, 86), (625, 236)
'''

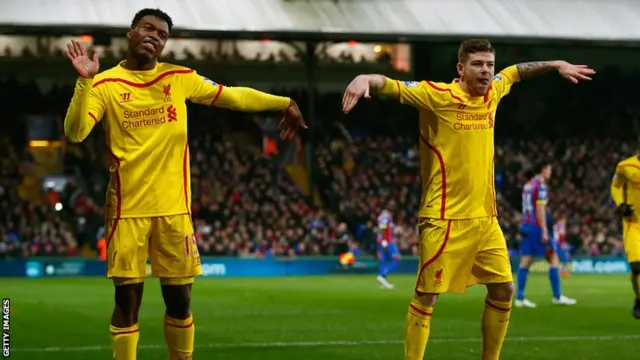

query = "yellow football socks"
(164, 314), (195, 360)
(110, 323), (139, 360)
(481, 298), (512, 360)
(404, 300), (433, 360)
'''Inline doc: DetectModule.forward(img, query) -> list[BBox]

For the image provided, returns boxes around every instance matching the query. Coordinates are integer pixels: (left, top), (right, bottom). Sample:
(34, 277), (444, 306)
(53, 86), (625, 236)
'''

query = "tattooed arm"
(516, 61), (564, 80)
(516, 61), (595, 83)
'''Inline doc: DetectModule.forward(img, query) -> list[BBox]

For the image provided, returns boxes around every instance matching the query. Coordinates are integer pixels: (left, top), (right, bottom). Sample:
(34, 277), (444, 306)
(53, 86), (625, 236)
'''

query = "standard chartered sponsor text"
(453, 122), (493, 131)
(455, 113), (491, 121)
(122, 106), (167, 129)
(453, 112), (494, 131)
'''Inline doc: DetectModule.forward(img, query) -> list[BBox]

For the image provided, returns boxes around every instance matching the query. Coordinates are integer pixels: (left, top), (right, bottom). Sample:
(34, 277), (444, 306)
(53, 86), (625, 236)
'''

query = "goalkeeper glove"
(617, 203), (634, 218)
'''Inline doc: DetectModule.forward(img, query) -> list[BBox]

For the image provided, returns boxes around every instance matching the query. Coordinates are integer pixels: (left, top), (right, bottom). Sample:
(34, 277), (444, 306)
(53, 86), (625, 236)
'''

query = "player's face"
(127, 15), (169, 62)
(542, 165), (552, 180)
(458, 52), (495, 96)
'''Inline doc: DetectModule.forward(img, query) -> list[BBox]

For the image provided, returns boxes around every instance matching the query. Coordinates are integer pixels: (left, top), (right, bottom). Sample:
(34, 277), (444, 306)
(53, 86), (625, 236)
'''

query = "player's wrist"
(77, 76), (95, 84)
(365, 75), (386, 91)
(548, 60), (565, 71)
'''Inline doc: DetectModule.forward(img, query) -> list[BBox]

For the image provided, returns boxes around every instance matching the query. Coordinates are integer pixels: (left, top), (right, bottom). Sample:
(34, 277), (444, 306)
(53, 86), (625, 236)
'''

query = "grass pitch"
(2, 274), (638, 359)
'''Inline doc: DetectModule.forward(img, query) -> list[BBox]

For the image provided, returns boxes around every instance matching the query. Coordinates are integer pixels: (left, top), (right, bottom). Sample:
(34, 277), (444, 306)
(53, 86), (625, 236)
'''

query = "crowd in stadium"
(1, 41), (391, 65)
(0, 65), (637, 259)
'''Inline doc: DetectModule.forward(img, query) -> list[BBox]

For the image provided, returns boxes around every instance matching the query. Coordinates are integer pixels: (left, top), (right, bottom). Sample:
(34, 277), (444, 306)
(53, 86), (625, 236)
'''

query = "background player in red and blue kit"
(516, 161), (577, 308)
(376, 209), (400, 289)
(552, 213), (571, 277)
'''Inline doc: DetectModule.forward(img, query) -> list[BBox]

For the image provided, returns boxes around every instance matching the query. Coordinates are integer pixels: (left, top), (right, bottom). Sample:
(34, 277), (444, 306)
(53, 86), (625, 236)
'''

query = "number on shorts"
(185, 234), (200, 259)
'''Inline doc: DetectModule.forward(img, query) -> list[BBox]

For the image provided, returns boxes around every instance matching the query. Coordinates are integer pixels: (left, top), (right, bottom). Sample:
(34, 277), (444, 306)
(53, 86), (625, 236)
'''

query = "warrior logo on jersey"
(403, 81), (419, 88)
(493, 75), (503, 82)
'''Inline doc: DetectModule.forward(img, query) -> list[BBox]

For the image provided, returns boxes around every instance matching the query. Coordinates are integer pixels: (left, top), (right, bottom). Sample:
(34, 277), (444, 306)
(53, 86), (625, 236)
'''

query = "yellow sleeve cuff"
(76, 77), (94, 88)
(378, 78), (400, 98)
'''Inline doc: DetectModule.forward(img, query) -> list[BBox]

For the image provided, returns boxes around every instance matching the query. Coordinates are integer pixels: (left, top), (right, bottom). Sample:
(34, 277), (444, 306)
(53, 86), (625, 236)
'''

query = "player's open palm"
(342, 75), (371, 113)
(63, 40), (100, 79)
(557, 61), (595, 84)
(279, 100), (307, 140)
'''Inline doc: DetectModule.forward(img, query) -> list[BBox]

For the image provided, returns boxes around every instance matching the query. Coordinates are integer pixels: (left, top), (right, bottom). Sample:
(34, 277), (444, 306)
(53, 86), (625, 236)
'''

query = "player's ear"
(456, 63), (464, 78)
(126, 28), (133, 41)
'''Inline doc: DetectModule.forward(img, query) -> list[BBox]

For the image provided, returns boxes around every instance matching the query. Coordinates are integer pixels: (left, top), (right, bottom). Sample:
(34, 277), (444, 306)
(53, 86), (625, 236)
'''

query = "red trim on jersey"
(409, 304), (432, 317)
(106, 147), (122, 219)
(185, 235), (190, 256)
(166, 320), (194, 329)
(485, 299), (511, 312)
(105, 218), (119, 251)
(92, 69), (194, 88)
(104, 148), (121, 251)
(88, 112), (98, 124)
(110, 328), (139, 336)
(419, 131), (447, 219)
(425, 81), (464, 103)
(182, 141), (190, 214)
(483, 84), (493, 103)
(491, 156), (497, 216)
(210, 84), (224, 105)
(415, 220), (452, 292)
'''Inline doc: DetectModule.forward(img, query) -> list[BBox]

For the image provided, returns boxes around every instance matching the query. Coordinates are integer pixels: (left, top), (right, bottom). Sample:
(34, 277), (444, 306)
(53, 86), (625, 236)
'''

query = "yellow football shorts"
(105, 214), (202, 283)
(415, 217), (513, 294)
(623, 220), (640, 263)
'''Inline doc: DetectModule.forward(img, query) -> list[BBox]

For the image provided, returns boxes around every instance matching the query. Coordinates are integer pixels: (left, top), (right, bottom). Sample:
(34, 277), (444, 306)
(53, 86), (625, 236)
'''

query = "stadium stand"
(5, 3), (640, 360)
(1, 1), (640, 263)
(0, 68), (636, 260)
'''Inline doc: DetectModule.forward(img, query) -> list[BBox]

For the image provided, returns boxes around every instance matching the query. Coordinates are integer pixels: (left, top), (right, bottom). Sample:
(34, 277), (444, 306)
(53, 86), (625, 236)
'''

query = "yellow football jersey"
(611, 155), (640, 220)
(381, 66), (520, 219)
(65, 62), (287, 219)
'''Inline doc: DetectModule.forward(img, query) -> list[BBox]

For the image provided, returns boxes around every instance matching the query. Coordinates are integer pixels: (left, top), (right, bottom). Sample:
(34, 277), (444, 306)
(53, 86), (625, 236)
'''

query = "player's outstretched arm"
(213, 87), (307, 140)
(342, 75), (435, 113)
(515, 61), (595, 84)
(63, 40), (104, 143)
(342, 74), (387, 113)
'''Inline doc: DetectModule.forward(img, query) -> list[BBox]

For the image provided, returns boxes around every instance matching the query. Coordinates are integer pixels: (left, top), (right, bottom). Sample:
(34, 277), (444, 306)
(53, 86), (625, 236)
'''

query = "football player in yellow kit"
(611, 153), (640, 319)
(63, 8), (306, 360)
(342, 39), (594, 359)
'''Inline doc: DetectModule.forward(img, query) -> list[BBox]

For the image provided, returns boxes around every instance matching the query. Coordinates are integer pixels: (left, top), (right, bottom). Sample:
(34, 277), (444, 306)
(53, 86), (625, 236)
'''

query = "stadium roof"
(1, 0), (640, 44)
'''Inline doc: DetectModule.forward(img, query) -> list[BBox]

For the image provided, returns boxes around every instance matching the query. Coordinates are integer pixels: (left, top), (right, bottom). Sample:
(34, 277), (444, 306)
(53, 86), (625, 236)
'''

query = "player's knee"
(161, 284), (192, 319)
(413, 291), (438, 307)
(112, 282), (143, 326)
(113, 282), (142, 312)
(519, 256), (533, 268)
(486, 282), (514, 302)
(548, 253), (560, 267)
(630, 262), (640, 275)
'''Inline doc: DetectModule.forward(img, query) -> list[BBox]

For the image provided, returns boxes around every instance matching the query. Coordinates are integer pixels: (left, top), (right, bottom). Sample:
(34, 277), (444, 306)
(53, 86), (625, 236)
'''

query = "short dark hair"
(533, 159), (552, 175)
(458, 39), (495, 63)
(131, 8), (173, 32)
